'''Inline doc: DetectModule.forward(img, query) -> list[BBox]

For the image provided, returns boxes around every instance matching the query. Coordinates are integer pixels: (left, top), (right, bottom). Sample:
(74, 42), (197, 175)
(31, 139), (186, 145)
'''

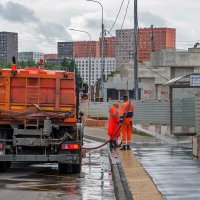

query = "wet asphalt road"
(0, 139), (116, 200)
(134, 140), (200, 200)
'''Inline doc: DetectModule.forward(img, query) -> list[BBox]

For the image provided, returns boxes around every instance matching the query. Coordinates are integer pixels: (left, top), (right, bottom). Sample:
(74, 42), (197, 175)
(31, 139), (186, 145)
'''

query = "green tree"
(17, 60), (38, 68)
(0, 61), (12, 68)
(27, 60), (37, 67)
(61, 58), (79, 74)
(68, 60), (79, 74)
(61, 58), (69, 70)
(44, 62), (61, 70)
(107, 70), (120, 80)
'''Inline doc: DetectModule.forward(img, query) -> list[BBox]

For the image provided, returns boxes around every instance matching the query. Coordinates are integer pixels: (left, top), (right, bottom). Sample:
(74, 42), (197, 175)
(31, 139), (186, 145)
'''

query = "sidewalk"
(84, 126), (164, 200)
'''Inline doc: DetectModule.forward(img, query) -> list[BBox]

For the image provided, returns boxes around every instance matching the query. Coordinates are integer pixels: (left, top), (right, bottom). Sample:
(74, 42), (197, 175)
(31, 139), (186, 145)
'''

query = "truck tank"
(0, 65), (84, 174)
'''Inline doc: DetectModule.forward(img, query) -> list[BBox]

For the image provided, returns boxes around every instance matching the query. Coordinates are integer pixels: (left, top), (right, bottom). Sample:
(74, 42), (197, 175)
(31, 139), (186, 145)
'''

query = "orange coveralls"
(119, 101), (134, 147)
(108, 106), (120, 140)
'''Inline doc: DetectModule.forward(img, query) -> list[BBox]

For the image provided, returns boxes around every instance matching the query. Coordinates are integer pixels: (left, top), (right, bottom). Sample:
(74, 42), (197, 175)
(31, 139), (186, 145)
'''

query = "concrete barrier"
(85, 118), (107, 128)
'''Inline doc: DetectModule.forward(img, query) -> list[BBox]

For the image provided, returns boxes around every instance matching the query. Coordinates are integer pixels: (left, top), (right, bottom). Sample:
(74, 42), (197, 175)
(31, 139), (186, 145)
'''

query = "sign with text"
(190, 75), (200, 86)
(144, 90), (152, 94)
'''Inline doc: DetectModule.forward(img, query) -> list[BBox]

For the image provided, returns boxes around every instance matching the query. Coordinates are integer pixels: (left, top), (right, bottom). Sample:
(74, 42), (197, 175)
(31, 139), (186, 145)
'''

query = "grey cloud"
(139, 12), (167, 27)
(36, 22), (72, 40)
(85, 18), (119, 31)
(0, 1), (38, 23)
(85, 18), (102, 29)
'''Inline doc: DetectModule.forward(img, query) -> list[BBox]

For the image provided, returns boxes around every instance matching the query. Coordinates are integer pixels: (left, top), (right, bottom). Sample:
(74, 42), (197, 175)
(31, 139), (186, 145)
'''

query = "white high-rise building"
(75, 57), (116, 86)
(18, 52), (44, 63)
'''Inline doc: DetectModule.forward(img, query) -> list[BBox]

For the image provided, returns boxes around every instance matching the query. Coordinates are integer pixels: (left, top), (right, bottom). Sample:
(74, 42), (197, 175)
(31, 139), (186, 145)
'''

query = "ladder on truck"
(25, 77), (40, 129)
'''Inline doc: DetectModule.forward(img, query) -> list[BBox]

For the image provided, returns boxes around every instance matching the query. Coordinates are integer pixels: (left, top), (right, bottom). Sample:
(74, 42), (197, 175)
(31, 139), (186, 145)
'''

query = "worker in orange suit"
(107, 101), (120, 150)
(119, 95), (134, 150)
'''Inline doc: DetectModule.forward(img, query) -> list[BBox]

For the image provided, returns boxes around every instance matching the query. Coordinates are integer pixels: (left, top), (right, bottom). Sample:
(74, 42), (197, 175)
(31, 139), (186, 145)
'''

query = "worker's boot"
(109, 141), (113, 151)
(113, 140), (117, 149)
(116, 139), (122, 148)
(120, 145), (126, 150)
(109, 140), (115, 151)
(127, 145), (131, 150)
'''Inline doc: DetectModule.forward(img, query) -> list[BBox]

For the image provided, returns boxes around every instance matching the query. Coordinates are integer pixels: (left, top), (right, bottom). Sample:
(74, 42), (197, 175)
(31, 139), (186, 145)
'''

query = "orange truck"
(0, 64), (85, 174)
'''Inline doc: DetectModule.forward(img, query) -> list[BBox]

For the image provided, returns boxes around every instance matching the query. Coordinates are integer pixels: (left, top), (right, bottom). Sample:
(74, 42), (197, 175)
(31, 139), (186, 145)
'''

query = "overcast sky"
(0, 0), (199, 53)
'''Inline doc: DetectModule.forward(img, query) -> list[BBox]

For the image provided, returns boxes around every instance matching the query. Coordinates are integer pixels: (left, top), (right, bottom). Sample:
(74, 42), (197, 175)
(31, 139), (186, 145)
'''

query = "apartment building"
(115, 29), (134, 69)
(75, 57), (116, 86)
(99, 37), (116, 57)
(18, 52), (44, 63)
(58, 42), (73, 59)
(0, 31), (18, 63)
(138, 27), (176, 62)
(73, 41), (100, 58)
(44, 54), (58, 60)
(115, 28), (176, 68)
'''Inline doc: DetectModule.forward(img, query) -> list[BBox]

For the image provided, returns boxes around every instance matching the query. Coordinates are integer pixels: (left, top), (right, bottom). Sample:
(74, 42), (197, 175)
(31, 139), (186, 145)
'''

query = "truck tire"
(72, 164), (81, 174)
(0, 162), (11, 172)
(58, 163), (71, 174)
(0, 128), (11, 173)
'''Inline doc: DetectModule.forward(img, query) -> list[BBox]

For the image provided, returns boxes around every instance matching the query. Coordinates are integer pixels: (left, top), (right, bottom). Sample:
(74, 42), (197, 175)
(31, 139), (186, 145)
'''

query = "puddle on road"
(134, 142), (200, 200)
(0, 139), (116, 200)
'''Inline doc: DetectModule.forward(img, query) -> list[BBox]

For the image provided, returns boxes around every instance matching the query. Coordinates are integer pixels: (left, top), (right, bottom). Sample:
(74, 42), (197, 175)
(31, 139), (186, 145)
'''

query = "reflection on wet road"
(0, 139), (115, 200)
(134, 142), (200, 200)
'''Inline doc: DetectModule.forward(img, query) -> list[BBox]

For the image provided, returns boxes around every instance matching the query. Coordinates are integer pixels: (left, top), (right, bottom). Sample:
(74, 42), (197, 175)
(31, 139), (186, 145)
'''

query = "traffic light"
(82, 83), (88, 94)
(81, 94), (88, 101)
(81, 83), (89, 101)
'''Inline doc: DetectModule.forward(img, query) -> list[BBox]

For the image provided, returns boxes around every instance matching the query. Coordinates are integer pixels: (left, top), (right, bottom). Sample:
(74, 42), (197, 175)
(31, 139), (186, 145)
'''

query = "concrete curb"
(133, 125), (177, 143)
(109, 150), (133, 200)
(109, 151), (127, 200)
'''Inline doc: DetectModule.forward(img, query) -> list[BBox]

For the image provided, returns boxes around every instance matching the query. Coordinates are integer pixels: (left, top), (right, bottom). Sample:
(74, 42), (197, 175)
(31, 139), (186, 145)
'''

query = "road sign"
(190, 74), (200, 86)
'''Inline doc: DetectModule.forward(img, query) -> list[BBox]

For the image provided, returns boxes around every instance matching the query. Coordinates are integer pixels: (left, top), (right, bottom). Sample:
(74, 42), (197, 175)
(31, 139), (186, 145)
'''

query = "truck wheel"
(0, 129), (11, 173)
(72, 164), (81, 174)
(58, 163), (71, 174)
(0, 162), (11, 172)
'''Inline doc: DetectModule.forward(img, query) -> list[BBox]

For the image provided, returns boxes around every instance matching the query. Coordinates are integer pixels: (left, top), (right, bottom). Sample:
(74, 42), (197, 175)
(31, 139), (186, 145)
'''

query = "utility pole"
(134, 0), (139, 100)
(100, 20), (105, 99)
(86, 0), (104, 100)
(151, 25), (155, 52)
(69, 29), (92, 101)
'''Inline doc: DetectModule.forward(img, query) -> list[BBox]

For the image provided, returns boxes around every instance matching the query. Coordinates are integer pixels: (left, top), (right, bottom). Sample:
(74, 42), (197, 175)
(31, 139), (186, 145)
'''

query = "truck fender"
(76, 123), (84, 145)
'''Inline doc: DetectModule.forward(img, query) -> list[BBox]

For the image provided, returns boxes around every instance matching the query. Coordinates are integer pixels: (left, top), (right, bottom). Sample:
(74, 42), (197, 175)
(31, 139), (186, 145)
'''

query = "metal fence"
(172, 98), (195, 126)
(81, 98), (195, 127)
(133, 100), (170, 124)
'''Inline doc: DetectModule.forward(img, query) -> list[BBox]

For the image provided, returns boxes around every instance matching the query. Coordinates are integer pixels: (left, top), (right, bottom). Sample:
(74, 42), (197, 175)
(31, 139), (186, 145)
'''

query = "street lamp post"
(86, 0), (104, 100)
(69, 28), (92, 101)
(134, 0), (139, 100)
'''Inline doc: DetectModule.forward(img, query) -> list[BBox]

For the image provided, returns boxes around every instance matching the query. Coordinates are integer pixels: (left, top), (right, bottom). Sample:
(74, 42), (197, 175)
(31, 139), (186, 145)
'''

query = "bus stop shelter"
(164, 73), (200, 136)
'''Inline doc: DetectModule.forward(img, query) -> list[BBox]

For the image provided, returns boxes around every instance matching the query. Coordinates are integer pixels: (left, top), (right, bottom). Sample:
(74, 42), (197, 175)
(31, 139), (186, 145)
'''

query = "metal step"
(13, 128), (42, 136)
(25, 124), (39, 127)
(24, 119), (39, 129)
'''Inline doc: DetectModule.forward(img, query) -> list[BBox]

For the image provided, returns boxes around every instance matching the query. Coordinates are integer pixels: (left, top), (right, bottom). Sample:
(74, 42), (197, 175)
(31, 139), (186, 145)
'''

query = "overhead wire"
(18, 36), (200, 47)
(121, 0), (131, 29)
(17, 34), (200, 51)
(106, 29), (133, 56)
(109, 0), (126, 32)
